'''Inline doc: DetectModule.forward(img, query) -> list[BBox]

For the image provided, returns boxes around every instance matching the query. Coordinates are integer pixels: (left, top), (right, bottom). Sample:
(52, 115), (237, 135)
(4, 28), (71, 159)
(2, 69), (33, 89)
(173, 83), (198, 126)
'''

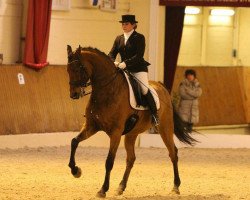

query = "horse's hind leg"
(68, 126), (97, 178)
(159, 125), (181, 194)
(97, 133), (121, 198)
(116, 134), (138, 195)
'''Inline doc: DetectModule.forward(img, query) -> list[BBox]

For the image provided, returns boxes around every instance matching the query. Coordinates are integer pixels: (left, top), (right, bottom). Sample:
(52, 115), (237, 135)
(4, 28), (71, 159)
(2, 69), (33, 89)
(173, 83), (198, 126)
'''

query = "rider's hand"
(118, 62), (126, 69)
(114, 61), (119, 67)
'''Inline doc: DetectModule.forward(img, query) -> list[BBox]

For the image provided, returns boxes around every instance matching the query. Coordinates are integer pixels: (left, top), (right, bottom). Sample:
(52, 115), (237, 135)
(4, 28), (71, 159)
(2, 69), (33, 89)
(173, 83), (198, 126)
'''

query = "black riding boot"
(145, 91), (159, 127)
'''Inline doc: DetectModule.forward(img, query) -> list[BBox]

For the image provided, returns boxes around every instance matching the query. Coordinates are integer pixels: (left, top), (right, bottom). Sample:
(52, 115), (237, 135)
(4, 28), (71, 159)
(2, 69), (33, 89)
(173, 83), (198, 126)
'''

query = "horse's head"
(67, 45), (91, 99)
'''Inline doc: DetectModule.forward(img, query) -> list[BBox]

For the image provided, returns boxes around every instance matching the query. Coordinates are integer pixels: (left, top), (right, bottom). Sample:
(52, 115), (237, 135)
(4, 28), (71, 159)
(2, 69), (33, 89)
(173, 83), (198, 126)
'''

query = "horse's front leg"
(96, 133), (121, 198)
(116, 134), (138, 195)
(68, 125), (97, 178)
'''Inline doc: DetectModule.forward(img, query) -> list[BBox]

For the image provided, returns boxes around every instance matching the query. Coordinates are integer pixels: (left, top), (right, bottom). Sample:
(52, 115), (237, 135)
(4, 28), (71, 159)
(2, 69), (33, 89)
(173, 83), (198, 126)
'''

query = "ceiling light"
(185, 7), (200, 15)
(210, 9), (235, 16)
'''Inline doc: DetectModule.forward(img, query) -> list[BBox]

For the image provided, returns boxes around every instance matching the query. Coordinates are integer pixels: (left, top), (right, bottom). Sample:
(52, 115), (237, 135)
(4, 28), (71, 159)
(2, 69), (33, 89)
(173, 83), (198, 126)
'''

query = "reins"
(81, 71), (119, 97)
(68, 57), (119, 97)
(95, 69), (120, 88)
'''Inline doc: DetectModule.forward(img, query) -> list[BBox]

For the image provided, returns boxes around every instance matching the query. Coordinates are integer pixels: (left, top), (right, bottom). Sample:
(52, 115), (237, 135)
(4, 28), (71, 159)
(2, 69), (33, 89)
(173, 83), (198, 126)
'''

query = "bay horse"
(67, 45), (196, 198)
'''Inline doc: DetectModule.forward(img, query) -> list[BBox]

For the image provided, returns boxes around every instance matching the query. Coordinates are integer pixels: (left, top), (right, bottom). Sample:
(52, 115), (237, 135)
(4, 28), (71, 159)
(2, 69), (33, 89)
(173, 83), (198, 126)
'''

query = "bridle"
(67, 56), (119, 96)
(68, 59), (91, 88)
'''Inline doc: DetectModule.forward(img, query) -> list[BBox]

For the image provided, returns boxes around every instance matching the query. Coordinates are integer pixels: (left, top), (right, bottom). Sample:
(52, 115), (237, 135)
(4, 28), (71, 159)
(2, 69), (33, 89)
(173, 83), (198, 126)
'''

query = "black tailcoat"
(108, 31), (150, 72)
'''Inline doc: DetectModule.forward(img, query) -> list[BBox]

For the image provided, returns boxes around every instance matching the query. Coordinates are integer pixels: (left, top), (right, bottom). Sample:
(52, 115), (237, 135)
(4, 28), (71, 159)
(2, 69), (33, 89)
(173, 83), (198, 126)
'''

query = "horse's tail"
(157, 81), (197, 145)
(173, 107), (198, 146)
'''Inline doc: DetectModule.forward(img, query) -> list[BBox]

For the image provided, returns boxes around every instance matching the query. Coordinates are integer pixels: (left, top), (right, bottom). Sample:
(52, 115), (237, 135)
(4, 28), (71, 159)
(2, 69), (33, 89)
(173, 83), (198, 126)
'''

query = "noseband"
(68, 55), (119, 97)
(68, 59), (91, 88)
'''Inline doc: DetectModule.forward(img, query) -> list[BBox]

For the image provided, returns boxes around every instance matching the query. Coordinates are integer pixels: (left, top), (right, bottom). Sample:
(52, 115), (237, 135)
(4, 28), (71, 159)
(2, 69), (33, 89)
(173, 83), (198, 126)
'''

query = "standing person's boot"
(145, 91), (159, 128)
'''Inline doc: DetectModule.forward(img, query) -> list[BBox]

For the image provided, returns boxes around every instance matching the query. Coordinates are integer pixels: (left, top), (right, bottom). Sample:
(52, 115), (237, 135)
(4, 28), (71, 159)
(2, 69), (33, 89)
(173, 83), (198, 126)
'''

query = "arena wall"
(0, 65), (249, 135)
(244, 67), (250, 123)
(0, 65), (86, 135)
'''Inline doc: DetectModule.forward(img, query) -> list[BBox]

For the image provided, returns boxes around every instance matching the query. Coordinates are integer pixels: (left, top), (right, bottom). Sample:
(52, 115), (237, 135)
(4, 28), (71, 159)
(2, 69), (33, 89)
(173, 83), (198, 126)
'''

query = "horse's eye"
(73, 68), (80, 73)
(68, 55), (73, 61)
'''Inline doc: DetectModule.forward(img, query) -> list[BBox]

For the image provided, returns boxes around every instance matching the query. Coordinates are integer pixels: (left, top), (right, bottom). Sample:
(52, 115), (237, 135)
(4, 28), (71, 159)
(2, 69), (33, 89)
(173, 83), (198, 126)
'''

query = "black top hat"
(119, 15), (138, 23)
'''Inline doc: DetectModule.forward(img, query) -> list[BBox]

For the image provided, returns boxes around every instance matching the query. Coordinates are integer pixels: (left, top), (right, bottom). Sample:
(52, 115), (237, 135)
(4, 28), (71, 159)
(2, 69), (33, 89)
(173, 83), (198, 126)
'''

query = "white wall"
(206, 10), (234, 66)
(1, 127), (249, 149)
(0, 0), (23, 64)
(238, 8), (250, 66)
(155, 6), (250, 81)
(178, 14), (203, 66)
(156, 5), (165, 82)
(178, 7), (235, 67)
(1, 2), (250, 70)
(47, 0), (150, 65)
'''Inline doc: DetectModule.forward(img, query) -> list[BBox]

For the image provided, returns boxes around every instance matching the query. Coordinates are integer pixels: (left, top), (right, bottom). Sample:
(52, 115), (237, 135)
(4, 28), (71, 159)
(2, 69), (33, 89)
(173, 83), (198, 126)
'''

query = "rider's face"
(122, 22), (135, 33)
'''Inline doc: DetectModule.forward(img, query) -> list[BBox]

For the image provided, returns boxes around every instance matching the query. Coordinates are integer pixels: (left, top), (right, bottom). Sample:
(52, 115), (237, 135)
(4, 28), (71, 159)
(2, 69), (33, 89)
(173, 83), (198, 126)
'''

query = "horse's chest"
(90, 106), (117, 132)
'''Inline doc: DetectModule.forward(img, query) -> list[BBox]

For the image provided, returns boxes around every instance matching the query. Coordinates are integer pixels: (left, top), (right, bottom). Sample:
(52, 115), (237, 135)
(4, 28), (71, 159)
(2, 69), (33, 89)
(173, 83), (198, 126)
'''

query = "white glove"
(114, 61), (119, 67)
(118, 62), (126, 69)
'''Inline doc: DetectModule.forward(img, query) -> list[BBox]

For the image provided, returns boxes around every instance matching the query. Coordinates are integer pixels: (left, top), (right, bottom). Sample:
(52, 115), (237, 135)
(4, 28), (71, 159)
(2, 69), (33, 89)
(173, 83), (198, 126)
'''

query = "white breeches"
(132, 72), (149, 95)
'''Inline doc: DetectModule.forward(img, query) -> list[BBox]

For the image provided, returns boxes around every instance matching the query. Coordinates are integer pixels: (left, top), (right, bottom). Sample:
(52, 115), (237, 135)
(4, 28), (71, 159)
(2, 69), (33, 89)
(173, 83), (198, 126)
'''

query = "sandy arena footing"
(0, 146), (249, 200)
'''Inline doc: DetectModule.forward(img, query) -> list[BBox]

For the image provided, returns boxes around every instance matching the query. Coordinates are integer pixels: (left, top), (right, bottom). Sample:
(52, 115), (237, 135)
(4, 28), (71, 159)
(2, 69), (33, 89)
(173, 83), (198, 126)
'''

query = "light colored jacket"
(178, 79), (202, 124)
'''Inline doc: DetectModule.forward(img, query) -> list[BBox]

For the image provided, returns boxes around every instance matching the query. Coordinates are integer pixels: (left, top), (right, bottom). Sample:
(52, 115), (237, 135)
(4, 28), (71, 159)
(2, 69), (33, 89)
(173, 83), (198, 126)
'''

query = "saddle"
(122, 71), (160, 111)
(121, 71), (160, 135)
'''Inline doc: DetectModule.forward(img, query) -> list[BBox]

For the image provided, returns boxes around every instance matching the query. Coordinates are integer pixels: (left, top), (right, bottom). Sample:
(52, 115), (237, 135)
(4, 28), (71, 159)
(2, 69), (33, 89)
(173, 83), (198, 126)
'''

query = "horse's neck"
(88, 54), (123, 103)
(89, 54), (116, 85)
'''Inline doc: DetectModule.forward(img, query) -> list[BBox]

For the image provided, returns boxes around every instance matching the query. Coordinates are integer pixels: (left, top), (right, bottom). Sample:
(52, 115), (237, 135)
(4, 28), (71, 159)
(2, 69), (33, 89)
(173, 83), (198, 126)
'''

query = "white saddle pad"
(124, 72), (160, 111)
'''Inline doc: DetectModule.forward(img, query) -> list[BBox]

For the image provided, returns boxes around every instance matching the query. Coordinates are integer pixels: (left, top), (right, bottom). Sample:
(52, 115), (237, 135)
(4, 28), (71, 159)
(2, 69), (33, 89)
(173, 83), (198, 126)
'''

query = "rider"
(108, 14), (159, 126)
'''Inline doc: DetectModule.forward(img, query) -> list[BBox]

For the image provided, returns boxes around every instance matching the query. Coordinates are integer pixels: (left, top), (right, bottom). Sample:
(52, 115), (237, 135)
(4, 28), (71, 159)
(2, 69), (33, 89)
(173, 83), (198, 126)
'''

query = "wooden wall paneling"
(0, 65), (87, 135)
(0, 65), (249, 135)
(243, 68), (250, 123)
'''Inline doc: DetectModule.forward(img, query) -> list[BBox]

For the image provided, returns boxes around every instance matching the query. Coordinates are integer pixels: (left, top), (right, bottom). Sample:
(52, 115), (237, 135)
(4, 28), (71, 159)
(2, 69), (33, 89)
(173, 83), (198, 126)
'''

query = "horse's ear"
(76, 45), (81, 56)
(67, 45), (72, 55)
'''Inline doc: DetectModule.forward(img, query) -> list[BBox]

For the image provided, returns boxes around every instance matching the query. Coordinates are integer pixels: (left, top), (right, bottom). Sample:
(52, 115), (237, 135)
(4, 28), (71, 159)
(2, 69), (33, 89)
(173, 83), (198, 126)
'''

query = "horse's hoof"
(116, 188), (123, 196)
(96, 191), (106, 198)
(116, 190), (123, 196)
(116, 186), (124, 196)
(71, 166), (82, 178)
(171, 187), (180, 195)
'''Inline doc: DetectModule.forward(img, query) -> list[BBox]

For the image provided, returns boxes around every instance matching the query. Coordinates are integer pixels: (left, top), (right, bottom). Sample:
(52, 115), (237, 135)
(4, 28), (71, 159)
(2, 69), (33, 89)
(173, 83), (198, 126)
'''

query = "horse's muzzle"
(70, 92), (80, 99)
